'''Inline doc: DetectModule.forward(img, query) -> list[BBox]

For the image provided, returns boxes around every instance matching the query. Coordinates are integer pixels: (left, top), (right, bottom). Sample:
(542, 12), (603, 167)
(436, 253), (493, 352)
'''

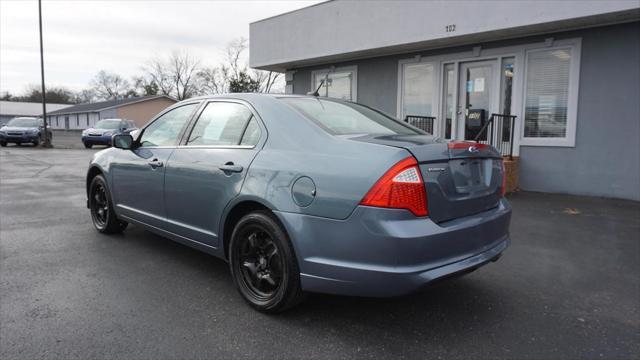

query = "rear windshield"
(7, 117), (39, 127)
(95, 119), (121, 129)
(280, 97), (420, 136)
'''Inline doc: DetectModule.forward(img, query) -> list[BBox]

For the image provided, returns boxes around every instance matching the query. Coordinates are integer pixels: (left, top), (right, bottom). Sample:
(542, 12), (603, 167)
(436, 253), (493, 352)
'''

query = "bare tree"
(195, 66), (227, 95)
(225, 37), (247, 79)
(89, 70), (132, 100)
(142, 57), (176, 97)
(168, 51), (200, 100)
(74, 89), (97, 103)
(141, 52), (201, 100)
(252, 70), (282, 93)
(194, 37), (283, 95)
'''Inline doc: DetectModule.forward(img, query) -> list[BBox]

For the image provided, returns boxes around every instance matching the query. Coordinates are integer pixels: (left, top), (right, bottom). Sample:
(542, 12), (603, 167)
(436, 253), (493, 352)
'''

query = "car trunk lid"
(348, 135), (503, 223)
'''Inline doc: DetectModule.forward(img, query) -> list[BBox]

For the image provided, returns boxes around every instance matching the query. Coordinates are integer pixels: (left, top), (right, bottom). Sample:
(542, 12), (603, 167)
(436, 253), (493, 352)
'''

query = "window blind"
(524, 48), (571, 138)
(402, 63), (434, 118)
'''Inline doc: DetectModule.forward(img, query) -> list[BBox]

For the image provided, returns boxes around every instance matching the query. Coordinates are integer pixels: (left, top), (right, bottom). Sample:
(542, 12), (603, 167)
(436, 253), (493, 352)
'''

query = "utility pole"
(38, 0), (51, 147)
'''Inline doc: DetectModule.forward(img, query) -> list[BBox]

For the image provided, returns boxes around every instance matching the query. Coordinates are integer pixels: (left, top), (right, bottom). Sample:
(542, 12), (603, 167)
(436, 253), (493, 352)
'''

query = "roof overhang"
(250, 0), (640, 72)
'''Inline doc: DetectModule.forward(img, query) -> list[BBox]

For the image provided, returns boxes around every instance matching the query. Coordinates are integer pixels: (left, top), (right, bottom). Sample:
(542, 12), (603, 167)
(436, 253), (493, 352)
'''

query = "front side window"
(281, 97), (420, 136)
(139, 103), (198, 147)
(312, 67), (356, 101)
(524, 48), (572, 139)
(187, 102), (256, 146)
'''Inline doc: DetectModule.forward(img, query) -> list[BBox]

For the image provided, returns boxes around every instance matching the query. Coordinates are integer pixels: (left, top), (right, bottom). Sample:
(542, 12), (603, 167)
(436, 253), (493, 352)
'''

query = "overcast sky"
(0, 0), (320, 95)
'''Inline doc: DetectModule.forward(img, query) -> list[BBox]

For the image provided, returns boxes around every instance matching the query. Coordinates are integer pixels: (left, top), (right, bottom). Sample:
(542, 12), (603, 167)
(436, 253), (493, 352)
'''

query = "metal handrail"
(473, 113), (517, 160)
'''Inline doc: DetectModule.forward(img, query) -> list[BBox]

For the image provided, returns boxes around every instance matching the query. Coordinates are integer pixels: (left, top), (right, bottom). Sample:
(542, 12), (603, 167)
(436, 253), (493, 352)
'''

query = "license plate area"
(449, 158), (492, 193)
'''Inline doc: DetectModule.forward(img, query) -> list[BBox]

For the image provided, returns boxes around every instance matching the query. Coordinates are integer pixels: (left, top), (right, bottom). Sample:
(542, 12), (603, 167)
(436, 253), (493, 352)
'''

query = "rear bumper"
(82, 135), (112, 145)
(274, 198), (511, 297)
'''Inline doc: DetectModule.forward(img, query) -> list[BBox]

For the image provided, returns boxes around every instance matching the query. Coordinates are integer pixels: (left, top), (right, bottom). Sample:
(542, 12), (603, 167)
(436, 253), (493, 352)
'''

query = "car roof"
(183, 93), (309, 102)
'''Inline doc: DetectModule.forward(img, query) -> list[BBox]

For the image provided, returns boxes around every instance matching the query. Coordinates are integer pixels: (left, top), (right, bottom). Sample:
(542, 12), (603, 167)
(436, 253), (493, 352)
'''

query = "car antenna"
(307, 79), (324, 96)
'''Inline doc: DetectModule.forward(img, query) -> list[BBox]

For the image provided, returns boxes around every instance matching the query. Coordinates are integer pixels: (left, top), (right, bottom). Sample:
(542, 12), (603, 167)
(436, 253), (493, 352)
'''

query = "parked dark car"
(0, 117), (52, 147)
(86, 94), (511, 313)
(81, 119), (137, 148)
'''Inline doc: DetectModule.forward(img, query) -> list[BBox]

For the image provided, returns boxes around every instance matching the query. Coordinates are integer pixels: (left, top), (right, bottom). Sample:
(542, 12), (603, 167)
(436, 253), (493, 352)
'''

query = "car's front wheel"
(229, 211), (304, 313)
(89, 174), (128, 234)
(32, 135), (40, 146)
(0, 141), (6, 147)
(84, 142), (92, 149)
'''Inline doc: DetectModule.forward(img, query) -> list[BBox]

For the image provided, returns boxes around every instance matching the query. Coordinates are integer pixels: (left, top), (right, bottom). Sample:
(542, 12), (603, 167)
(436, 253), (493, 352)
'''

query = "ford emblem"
(468, 146), (479, 153)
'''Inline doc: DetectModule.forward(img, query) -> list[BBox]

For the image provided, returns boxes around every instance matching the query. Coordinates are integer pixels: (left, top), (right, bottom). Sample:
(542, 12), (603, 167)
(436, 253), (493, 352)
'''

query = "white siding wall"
(88, 113), (100, 127)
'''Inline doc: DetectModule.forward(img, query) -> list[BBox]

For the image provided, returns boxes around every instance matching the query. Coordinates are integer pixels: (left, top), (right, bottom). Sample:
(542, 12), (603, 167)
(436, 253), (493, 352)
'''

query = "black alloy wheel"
(230, 211), (304, 313)
(89, 174), (128, 234)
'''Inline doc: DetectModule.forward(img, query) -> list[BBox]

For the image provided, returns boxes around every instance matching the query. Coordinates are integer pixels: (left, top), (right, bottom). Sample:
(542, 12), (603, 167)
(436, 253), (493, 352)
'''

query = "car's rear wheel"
(229, 211), (304, 313)
(89, 174), (128, 234)
(0, 141), (6, 147)
(84, 142), (92, 149)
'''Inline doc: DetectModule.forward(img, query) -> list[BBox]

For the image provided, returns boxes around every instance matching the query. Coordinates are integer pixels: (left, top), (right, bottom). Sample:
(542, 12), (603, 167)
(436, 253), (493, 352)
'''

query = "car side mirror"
(113, 134), (133, 149)
(129, 129), (140, 141)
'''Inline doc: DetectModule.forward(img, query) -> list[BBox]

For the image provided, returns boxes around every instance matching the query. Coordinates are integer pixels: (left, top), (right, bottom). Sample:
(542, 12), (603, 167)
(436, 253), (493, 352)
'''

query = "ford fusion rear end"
(275, 98), (511, 297)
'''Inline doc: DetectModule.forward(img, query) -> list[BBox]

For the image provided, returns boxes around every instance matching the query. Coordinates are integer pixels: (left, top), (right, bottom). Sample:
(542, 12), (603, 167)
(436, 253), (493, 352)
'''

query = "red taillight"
(500, 160), (507, 197)
(360, 156), (428, 216)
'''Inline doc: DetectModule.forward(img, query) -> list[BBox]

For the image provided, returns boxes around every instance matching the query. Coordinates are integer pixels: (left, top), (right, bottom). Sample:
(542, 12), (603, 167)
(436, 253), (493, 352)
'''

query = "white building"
(0, 101), (70, 126)
(250, 0), (640, 201)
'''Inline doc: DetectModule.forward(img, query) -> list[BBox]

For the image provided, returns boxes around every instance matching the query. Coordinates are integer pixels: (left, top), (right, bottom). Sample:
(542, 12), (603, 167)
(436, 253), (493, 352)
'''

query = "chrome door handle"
(148, 159), (163, 168)
(219, 162), (243, 173)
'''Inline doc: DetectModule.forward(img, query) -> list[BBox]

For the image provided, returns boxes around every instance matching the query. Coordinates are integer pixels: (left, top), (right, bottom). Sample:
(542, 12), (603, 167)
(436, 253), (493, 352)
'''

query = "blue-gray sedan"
(86, 94), (511, 312)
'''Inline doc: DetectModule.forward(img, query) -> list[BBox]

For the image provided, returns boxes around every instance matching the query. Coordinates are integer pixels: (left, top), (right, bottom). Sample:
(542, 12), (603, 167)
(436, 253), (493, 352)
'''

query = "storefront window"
(313, 68), (356, 101)
(524, 48), (571, 138)
(401, 62), (434, 120)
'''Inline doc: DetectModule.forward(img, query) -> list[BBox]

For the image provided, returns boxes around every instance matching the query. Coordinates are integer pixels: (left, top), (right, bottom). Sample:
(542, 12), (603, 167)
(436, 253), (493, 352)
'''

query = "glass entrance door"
(457, 60), (496, 141)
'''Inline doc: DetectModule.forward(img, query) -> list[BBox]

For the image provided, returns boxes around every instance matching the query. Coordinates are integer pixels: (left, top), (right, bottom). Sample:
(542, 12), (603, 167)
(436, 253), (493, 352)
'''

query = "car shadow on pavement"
(119, 222), (504, 329)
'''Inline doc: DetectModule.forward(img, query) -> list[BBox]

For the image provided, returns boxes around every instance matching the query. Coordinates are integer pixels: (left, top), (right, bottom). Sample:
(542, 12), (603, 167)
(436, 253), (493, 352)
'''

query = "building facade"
(0, 101), (70, 126)
(46, 95), (176, 130)
(250, 0), (640, 201)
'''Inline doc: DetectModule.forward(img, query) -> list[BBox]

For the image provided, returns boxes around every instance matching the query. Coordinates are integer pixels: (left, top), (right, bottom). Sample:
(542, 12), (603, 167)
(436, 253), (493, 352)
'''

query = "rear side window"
(187, 102), (257, 146)
(240, 119), (261, 146)
(280, 97), (420, 136)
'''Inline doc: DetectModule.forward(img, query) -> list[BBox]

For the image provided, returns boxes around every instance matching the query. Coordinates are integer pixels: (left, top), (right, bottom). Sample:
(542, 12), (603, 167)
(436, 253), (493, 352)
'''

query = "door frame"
(397, 43), (533, 155)
(455, 59), (500, 141)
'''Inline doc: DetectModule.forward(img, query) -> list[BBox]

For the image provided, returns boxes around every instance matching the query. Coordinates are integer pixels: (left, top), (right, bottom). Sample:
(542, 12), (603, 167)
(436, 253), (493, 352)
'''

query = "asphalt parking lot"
(1, 147), (638, 359)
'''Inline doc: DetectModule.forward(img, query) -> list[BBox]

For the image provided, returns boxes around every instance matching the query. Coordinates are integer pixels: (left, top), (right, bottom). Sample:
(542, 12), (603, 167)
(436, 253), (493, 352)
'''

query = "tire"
(88, 174), (128, 234)
(229, 210), (304, 313)
(33, 136), (40, 147)
(84, 142), (92, 149)
(0, 142), (6, 147)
